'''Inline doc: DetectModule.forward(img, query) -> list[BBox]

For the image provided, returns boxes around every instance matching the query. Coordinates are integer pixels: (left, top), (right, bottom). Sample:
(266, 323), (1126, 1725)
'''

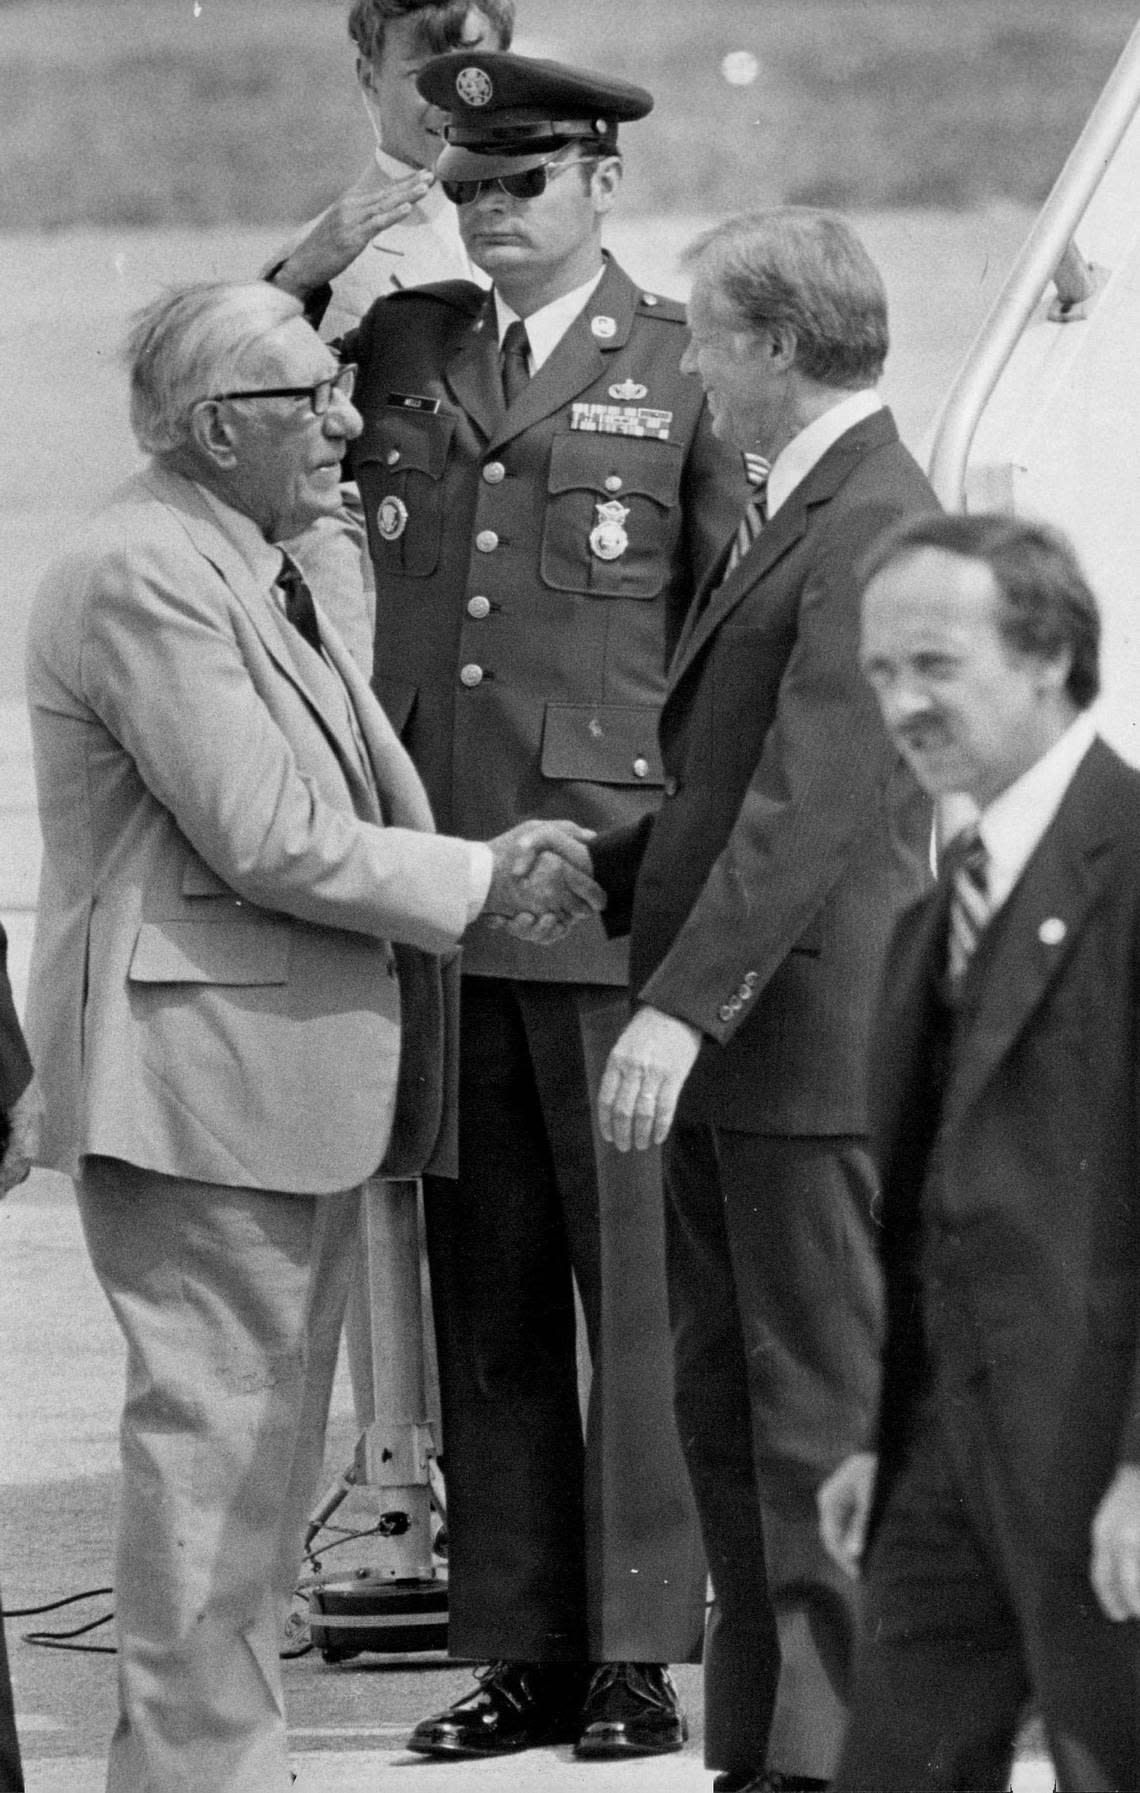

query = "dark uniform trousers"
(424, 976), (707, 1663)
(343, 254), (748, 1666)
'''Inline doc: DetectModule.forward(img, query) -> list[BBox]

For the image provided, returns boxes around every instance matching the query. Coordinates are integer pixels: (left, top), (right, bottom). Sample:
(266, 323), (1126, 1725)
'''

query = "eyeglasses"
(206, 363), (357, 416)
(441, 155), (595, 207)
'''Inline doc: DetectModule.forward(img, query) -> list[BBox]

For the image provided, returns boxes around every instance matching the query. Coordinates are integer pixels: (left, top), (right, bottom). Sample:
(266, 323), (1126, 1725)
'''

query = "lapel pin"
(1038, 917), (1067, 946)
(591, 315), (617, 339)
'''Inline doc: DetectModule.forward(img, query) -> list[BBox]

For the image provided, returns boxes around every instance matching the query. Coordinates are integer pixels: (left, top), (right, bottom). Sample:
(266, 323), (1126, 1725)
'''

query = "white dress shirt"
(975, 708), (1098, 914)
(766, 389), (883, 521)
(493, 266), (607, 368)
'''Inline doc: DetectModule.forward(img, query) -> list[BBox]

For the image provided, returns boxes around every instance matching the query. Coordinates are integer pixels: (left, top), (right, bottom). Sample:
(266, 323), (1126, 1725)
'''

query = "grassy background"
(0, 0), (1134, 226)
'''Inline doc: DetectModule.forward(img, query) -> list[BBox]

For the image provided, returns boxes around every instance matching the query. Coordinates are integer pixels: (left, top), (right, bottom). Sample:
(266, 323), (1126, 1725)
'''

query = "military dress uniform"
(342, 248), (747, 1685)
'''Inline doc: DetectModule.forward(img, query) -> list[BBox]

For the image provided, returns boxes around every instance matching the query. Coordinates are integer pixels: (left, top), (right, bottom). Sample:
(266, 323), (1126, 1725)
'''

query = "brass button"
(386, 448), (400, 466)
(663, 776), (679, 798)
(632, 756), (649, 779)
(744, 970), (758, 987)
(459, 664), (484, 688)
(605, 475), (623, 493)
(718, 1002), (733, 1022)
(483, 461), (506, 484)
(738, 983), (752, 1001)
(475, 529), (499, 553)
(467, 595), (492, 620)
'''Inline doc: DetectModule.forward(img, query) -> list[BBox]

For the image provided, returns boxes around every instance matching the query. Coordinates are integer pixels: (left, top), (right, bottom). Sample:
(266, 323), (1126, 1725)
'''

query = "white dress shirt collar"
(765, 389), (883, 521)
(196, 483), (285, 596)
(493, 266), (607, 373)
(977, 708), (1098, 913)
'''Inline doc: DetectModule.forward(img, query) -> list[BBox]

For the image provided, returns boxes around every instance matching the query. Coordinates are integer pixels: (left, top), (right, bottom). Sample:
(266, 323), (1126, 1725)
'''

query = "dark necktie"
(499, 319), (531, 409)
(943, 824), (991, 984)
(277, 554), (322, 657)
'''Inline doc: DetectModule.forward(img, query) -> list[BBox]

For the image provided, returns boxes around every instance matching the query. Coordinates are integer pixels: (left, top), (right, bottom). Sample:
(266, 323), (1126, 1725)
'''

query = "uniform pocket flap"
(547, 433), (683, 507)
(541, 703), (664, 787)
(356, 411), (454, 480)
(128, 920), (291, 986)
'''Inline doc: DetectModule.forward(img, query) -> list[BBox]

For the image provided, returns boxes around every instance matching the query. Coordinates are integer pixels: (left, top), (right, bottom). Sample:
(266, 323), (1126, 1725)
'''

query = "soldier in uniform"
(335, 50), (748, 1760)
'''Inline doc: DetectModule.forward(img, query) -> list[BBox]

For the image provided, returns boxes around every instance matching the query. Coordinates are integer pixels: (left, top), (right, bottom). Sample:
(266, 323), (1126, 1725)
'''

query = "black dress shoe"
(407, 1660), (586, 1758)
(574, 1661), (687, 1758)
(713, 1775), (829, 1792)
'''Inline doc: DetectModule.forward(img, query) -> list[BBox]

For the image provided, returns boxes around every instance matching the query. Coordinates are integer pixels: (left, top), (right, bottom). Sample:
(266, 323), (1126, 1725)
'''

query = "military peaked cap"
(419, 51), (653, 181)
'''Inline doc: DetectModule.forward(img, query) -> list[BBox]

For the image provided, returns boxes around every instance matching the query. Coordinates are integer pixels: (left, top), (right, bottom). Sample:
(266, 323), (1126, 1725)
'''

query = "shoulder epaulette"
(636, 290), (687, 323)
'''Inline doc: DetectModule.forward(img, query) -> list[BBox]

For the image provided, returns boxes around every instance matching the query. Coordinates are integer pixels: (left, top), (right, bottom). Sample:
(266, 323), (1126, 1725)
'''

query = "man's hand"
(0, 1079), (40, 1197)
(1091, 1464), (1140, 1619)
(597, 1006), (702, 1152)
(273, 166), (435, 296)
(818, 1450), (878, 1580)
(483, 820), (604, 943)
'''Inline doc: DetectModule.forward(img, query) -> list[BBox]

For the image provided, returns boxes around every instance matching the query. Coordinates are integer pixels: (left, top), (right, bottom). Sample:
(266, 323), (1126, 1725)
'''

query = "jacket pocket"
(541, 433), (683, 598)
(355, 410), (455, 579)
(541, 702), (664, 787)
(128, 920), (291, 986)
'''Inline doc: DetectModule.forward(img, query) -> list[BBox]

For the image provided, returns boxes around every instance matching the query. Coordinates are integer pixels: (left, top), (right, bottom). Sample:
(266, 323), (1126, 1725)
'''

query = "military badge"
(609, 378), (648, 401)
(589, 499), (630, 562)
(570, 401), (673, 439)
(591, 315), (617, 340)
(377, 495), (409, 542)
(456, 66), (493, 106)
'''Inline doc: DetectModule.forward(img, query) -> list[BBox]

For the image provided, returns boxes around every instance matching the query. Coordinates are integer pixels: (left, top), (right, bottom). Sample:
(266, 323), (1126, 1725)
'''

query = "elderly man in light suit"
(23, 279), (598, 1793)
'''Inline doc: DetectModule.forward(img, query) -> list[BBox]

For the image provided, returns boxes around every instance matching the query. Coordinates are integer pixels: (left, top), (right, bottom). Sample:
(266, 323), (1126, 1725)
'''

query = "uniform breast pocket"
(541, 433), (683, 599)
(355, 410), (455, 579)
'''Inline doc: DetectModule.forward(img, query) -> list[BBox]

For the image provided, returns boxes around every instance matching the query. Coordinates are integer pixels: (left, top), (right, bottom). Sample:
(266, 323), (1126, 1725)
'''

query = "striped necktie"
(724, 458), (770, 576)
(944, 825), (991, 984)
(277, 554), (322, 656)
(499, 319), (531, 409)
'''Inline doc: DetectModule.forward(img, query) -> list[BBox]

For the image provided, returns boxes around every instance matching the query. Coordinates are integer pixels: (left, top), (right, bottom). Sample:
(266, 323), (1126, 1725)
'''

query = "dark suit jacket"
(0, 921), (32, 1146)
(870, 737), (1140, 1550)
(343, 253), (748, 985)
(591, 407), (936, 1133)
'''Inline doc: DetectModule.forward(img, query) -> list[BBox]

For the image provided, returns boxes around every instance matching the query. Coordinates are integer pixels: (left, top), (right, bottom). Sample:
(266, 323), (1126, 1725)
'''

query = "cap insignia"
(456, 66), (493, 106)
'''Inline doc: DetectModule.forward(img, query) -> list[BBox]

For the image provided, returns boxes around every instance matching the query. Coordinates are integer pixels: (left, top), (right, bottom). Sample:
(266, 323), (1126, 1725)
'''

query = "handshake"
(481, 819), (604, 945)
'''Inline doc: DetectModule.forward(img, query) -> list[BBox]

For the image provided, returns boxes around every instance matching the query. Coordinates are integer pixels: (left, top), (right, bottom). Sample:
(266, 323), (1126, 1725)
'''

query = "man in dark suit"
(589, 208), (937, 1792)
(820, 512), (1140, 1791)
(0, 918), (35, 1793)
(317, 51), (746, 1761)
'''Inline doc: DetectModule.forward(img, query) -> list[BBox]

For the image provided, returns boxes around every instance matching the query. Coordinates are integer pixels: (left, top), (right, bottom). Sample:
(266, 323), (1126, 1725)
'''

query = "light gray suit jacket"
(25, 462), (472, 1193)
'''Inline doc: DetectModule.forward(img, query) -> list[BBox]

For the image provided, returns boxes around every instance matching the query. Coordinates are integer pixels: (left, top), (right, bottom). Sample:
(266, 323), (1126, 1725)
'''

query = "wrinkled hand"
(274, 166), (435, 295)
(597, 1005), (702, 1152)
(483, 820), (604, 944)
(818, 1451), (878, 1580)
(0, 1079), (40, 1197)
(1091, 1464), (1140, 1619)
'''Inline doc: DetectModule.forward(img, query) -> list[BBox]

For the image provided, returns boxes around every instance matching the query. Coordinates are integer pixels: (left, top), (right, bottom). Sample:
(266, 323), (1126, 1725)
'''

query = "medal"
(377, 495), (409, 541)
(589, 498), (630, 562)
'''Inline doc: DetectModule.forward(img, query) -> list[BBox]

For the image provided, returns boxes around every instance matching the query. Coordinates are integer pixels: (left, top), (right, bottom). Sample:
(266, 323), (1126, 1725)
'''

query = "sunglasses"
(441, 155), (595, 207)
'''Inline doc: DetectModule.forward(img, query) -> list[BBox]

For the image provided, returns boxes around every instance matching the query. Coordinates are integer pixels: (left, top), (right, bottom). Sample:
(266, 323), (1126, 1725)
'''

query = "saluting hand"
(273, 166), (436, 296)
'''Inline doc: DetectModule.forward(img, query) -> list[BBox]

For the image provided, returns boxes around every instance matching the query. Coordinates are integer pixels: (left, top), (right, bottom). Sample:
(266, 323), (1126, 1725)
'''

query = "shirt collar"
(493, 266), (607, 373)
(195, 483), (286, 598)
(766, 389), (883, 521)
(977, 707), (1099, 913)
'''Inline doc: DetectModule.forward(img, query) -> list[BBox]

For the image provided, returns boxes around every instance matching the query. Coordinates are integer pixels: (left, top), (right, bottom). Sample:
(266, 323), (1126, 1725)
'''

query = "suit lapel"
(141, 465), (380, 801)
(947, 741), (1119, 1120)
(442, 291), (503, 444)
(669, 410), (900, 689)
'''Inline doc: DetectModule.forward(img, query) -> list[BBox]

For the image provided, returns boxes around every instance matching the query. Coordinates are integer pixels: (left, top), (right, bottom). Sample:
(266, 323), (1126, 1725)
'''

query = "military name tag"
(377, 495), (409, 541)
(385, 392), (440, 413)
(589, 499), (630, 561)
(570, 401), (673, 439)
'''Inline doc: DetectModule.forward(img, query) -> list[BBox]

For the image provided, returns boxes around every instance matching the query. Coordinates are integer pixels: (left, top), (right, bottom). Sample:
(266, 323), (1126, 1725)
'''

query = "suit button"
(744, 970), (758, 987)
(459, 663), (484, 688)
(663, 775), (679, 797)
(467, 595), (492, 619)
(476, 529), (499, 553)
(632, 756), (649, 778)
(718, 1002), (733, 1022)
(483, 461), (506, 484)
(738, 983), (752, 1001)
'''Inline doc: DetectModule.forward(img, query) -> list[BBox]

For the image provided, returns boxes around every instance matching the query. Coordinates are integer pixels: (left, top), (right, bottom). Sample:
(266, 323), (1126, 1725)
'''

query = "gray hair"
(124, 281), (304, 454)
(683, 207), (889, 389)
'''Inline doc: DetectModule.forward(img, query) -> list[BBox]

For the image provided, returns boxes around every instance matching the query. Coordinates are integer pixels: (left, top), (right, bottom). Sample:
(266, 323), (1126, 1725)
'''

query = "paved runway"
(0, 208), (1060, 1788)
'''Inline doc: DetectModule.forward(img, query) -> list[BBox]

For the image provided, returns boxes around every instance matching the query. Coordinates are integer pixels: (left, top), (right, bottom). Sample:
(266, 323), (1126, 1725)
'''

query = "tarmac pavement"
(0, 208), (1060, 1788)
